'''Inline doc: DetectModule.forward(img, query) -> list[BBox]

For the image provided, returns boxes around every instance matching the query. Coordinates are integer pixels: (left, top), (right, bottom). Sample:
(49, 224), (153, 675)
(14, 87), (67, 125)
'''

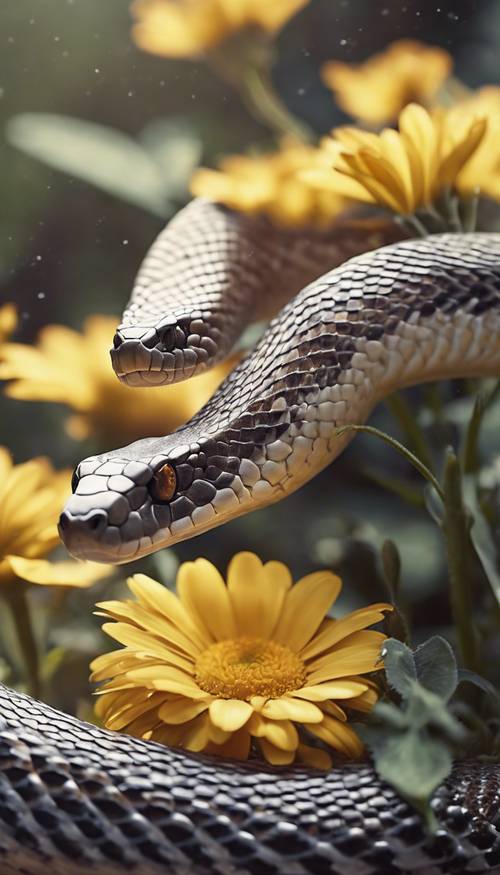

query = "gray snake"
(2, 199), (500, 872)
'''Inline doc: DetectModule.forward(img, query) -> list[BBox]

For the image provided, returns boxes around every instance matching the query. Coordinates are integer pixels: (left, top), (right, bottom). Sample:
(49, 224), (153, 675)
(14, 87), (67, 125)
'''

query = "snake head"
(110, 314), (220, 388)
(58, 435), (268, 564)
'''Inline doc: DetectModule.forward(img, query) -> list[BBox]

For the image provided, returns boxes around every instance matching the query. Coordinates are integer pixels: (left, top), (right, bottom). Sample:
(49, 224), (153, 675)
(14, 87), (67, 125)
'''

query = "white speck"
(94, 67), (100, 73)
(35, 255), (42, 261)
(37, 292), (45, 300)
(127, 90), (134, 97)
(122, 239), (129, 246)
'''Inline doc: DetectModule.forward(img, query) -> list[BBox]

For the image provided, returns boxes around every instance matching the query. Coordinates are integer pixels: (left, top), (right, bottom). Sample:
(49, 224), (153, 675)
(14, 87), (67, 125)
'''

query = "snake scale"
(1, 198), (500, 873)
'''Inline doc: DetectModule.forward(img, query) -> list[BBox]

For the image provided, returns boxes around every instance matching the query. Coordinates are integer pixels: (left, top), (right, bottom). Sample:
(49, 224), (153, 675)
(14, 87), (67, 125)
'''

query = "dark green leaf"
(457, 669), (499, 699)
(364, 727), (453, 805)
(413, 636), (458, 702)
(381, 638), (416, 698)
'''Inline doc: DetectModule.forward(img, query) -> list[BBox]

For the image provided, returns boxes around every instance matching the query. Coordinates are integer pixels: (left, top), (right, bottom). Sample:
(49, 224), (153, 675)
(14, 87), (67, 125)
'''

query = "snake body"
(2, 199), (500, 872)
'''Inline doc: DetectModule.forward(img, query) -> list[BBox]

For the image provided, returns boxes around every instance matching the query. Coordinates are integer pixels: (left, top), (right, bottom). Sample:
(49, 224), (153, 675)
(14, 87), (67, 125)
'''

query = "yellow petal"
(259, 738), (295, 765)
(177, 558), (237, 641)
(261, 697), (323, 724)
(128, 574), (210, 649)
(206, 729), (251, 760)
(296, 743), (332, 770)
(158, 697), (211, 725)
(209, 699), (253, 732)
(272, 571), (342, 651)
(308, 716), (364, 758)
(6, 555), (113, 587)
(249, 715), (298, 751)
(301, 604), (392, 661)
(290, 681), (368, 701)
(227, 552), (291, 639)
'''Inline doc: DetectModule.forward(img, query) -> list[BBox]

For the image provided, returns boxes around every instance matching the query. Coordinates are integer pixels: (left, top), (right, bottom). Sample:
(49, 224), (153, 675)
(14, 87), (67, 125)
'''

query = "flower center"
(195, 636), (307, 699)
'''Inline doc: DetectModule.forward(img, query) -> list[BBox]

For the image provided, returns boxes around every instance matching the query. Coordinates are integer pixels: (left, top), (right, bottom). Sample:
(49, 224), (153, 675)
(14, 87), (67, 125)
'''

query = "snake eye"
(71, 467), (79, 493)
(151, 463), (177, 503)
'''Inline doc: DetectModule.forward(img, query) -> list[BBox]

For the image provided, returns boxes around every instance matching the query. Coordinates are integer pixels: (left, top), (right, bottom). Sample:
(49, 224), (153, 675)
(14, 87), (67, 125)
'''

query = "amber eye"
(151, 463), (177, 502)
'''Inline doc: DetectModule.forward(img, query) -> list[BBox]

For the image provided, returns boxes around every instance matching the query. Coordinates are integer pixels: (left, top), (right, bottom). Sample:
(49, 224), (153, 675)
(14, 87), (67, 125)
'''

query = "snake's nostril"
(59, 509), (107, 537)
(87, 512), (107, 532)
(58, 511), (70, 532)
(112, 331), (124, 350)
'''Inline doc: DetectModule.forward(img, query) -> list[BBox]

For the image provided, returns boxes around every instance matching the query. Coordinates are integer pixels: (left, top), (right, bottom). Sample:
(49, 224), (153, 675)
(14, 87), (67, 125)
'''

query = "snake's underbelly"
(1, 201), (500, 874)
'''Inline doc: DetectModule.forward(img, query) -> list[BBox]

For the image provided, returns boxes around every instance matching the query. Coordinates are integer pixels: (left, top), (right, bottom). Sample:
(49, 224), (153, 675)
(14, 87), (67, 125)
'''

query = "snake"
(1, 198), (500, 873)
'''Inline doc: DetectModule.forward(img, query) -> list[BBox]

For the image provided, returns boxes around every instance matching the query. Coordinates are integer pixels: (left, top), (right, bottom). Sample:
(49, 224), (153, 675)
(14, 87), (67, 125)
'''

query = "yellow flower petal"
(261, 696), (323, 724)
(308, 716), (364, 758)
(259, 739), (295, 765)
(177, 558), (237, 641)
(272, 571), (342, 651)
(227, 551), (292, 638)
(157, 697), (211, 725)
(209, 698), (253, 732)
(301, 604), (392, 661)
(289, 681), (368, 701)
(6, 555), (113, 587)
(296, 743), (332, 770)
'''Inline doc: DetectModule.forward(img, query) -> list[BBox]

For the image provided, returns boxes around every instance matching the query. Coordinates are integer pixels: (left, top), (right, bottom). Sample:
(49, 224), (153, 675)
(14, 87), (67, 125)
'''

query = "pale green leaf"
(6, 113), (169, 216)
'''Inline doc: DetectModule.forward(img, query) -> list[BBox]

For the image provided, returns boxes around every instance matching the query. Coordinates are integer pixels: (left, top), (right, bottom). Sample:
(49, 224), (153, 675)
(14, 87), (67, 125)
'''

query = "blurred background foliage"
(1, 0), (500, 718)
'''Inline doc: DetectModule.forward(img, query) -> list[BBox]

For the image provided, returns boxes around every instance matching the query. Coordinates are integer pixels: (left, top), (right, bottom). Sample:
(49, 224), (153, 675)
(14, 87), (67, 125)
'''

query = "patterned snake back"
(2, 200), (500, 873)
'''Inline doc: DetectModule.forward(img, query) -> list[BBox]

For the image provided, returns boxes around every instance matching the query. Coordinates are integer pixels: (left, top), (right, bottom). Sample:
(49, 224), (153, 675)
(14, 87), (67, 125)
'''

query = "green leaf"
(370, 700), (410, 729)
(363, 726), (453, 807)
(413, 636), (458, 702)
(463, 476), (500, 605)
(406, 686), (465, 741)
(381, 638), (417, 698)
(139, 117), (202, 200)
(381, 540), (401, 600)
(6, 113), (169, 216)
(457, 668), (499, 699)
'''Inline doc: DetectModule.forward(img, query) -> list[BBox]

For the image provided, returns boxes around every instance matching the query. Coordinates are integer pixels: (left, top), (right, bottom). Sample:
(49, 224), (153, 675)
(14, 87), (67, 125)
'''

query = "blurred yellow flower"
(191, 139), (346, 227)
(0, 448), (112, 588)
(322, 39), (452, 126)
(307, 104), (486, 216)
(131, 0), (308, 59)
(92, 552), (391, 767)
(0, 315), (231, 445)
(0, 303), (17, 345)
(453, 86), (500, 200)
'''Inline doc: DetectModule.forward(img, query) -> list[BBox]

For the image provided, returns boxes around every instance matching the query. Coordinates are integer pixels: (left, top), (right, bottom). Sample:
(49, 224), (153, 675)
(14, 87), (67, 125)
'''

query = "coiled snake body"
(2, 199), (500, 873)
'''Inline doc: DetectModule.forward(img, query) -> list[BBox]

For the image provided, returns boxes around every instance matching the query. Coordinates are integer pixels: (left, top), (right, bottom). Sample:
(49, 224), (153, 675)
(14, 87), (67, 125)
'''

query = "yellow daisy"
(0, 447), (112, 588)
(306, 103), (486, 217)
(0, 303), (17, 345)
(191, 138), (346, 227)
(0, 315), (232, 445)
(92, 552), (391, 767)
(322, 39), (452, 126)
(453, 86), (500, 200)
(131, 0), (309, 59)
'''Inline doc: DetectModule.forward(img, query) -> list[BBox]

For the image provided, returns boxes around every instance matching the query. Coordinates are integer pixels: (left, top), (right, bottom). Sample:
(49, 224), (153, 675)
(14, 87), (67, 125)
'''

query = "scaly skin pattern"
(60, 224), (500, 563)
(0, 684), (499, 875)
(4, 202), (499, 874)
(111, 199), (401, 386)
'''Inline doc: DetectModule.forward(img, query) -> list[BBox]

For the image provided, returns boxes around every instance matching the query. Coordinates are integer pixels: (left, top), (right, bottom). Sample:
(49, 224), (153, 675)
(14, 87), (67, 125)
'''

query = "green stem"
(2, 583), (40, 697)
(240, 64), (311, 142)
(385, 392), (434, 472)
(336, 424), (444, 501)
(442, 449), (480, 672)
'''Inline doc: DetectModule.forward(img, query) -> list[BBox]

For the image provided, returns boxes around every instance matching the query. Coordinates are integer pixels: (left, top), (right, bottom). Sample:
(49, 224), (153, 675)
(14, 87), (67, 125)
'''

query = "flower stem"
(240, 64), (312, 142)
(2, 583), (40, 697)
(385, 392), (434, 472)
(209, 36), (311, 142)
(336, 424), (444, 501)
(441, 449), (480, 672)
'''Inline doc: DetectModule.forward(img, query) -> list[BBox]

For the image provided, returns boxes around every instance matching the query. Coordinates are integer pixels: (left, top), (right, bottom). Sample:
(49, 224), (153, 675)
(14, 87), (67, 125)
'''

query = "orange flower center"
(195, 636), (307, 699)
